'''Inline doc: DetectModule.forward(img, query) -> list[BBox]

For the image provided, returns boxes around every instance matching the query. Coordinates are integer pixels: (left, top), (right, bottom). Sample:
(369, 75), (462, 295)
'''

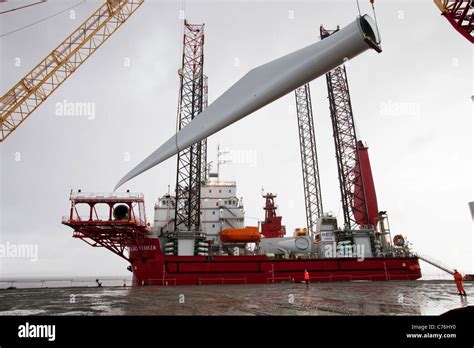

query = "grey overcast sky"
(0, 0), (472, 278)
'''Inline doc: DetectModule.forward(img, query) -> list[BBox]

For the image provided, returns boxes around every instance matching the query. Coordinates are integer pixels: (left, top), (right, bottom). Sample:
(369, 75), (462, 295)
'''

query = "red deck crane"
(261, 193), (285, 238)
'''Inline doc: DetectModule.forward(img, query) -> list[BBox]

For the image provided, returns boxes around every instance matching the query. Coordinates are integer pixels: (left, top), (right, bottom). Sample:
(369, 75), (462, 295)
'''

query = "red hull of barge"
(129, 239), (422, 286)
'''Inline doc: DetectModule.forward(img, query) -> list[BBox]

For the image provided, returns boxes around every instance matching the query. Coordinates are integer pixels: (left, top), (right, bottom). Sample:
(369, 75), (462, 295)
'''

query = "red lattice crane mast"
(321, 25), (379, 231)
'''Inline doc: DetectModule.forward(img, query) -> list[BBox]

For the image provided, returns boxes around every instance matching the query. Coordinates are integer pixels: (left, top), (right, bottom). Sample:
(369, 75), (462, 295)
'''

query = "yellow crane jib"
(0, 0), (144, 142)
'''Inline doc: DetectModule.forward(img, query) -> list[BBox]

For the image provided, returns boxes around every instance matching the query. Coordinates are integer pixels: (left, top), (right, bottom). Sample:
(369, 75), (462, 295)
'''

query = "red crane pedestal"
(261, 193), (285, 238)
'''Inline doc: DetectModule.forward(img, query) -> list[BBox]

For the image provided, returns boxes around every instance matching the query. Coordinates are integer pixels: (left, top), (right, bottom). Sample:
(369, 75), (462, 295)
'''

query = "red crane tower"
(320, 25), (379, 231)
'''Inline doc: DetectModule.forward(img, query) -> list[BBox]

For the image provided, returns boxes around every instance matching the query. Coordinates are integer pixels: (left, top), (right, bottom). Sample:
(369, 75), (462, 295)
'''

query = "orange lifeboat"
(220, 226), (260, 243)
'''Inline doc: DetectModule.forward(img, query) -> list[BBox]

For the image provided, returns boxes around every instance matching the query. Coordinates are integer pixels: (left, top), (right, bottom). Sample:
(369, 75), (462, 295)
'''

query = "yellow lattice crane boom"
(0, 0), (144, 142)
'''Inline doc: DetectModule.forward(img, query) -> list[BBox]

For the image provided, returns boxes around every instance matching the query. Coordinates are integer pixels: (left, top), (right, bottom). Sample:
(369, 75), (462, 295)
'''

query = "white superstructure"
(200, 174), (245, 246)
(152, 173), (245, 249)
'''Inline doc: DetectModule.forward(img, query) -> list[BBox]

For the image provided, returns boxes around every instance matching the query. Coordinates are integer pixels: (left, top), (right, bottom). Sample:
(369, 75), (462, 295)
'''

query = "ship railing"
(70, 192), (145, 202)
(198, 278), (247, 285)
(205, 181), (236, 187)
(265, 274), (414, 283)
(341, 274), (412, 282)
(62, 215), (112, 223)
(62, 215), (148, 227)
(148, 278), (177, 286)
(0, 278), (131, 289)
(308, 275), (353, 282)
(309, 275), (330, 282)
(386, 274), (411, 281)
(349, 275), (371, 281)
(266, 277), (292, 284)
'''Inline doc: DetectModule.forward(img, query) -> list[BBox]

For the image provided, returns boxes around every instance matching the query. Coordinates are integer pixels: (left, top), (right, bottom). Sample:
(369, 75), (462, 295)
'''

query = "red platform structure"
(62, 192), (151, 262)
(63, 192), (422, 286)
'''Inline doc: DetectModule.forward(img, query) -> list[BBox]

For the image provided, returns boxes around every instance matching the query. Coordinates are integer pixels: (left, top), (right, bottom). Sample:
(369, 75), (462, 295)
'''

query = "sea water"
(0, 280), (470, 315)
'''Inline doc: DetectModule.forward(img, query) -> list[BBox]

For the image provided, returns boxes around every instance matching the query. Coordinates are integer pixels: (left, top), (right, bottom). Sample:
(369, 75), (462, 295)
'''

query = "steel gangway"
(415, 253), (454, 275)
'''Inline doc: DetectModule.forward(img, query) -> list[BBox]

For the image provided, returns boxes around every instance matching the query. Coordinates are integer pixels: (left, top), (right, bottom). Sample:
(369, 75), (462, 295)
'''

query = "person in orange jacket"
(303, 270), (310, 286)
(453, 269), (467, 296)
